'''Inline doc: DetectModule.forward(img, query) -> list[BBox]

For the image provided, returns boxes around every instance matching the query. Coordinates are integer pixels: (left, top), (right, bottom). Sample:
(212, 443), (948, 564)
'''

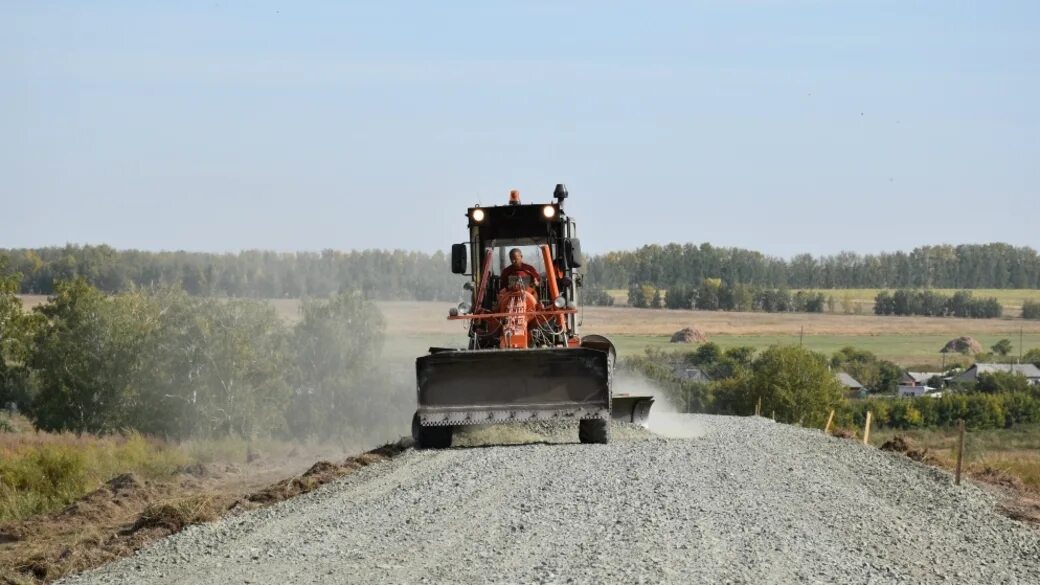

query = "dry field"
(364, 301), (1040, 338)
(19, 296), (1040, 337)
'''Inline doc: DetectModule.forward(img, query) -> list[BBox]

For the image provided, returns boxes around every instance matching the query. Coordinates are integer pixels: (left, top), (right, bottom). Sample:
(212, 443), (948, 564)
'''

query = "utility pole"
(1020, 326), (1024, 365)
(799, 325), (804, 347)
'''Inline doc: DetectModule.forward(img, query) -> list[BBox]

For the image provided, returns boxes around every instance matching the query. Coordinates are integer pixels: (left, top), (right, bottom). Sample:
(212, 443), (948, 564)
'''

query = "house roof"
(836, 372), (864, 389)
(904, 371), (942, 383)
(676, 366), (712, 382)
(963, 363), (1040, 378)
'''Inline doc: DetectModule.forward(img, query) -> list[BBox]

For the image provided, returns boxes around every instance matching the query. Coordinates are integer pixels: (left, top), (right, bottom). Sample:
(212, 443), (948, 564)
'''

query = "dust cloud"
(614, 371), (705, 439)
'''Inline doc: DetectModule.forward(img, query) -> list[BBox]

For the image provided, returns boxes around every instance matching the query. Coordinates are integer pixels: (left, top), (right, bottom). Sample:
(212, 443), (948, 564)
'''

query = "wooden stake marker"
(862, 411), (873, 445)
(824, 409), (835, 434)
(955, 419), (966, 486)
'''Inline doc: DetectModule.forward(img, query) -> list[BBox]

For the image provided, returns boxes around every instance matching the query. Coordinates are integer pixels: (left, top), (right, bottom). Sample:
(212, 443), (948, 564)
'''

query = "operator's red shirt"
(500, 262), (540, 288)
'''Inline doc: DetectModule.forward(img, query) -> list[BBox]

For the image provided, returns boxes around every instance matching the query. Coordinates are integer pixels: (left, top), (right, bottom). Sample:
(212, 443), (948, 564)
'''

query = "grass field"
(605, 288), (1040, 316)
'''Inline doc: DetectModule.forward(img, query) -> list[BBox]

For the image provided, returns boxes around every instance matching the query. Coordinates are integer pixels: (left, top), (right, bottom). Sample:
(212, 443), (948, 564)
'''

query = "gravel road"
(62, 415), (1040, 584)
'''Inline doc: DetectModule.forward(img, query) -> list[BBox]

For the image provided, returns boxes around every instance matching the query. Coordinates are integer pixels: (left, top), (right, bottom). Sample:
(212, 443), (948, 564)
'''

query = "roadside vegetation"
(871, 424), (1040, 491)
(0, 414), (188, 521)
(1, 275), (397, 442)
(1, 260), (411, 527)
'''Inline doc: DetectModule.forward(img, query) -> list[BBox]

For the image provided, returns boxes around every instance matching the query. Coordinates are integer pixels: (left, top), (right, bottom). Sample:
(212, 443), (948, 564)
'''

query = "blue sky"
(3, 1), (1037, 256)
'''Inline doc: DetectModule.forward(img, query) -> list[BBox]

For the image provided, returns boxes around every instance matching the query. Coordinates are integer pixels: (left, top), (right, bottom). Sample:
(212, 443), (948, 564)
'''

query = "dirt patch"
(999, 495), (1040, 525)
(0, 440), (409, 585)
(238, 442), (407, 509)
(670, 327), (707, 343)
(879, 436), (939, 464)
(829, 428), (856, 440)
(970, 466), (1026, 491)
(941, 336), (983, 354)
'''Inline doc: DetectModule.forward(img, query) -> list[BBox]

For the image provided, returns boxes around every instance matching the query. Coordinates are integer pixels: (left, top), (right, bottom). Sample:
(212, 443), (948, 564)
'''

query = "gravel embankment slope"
(62, 415), (1040, 584)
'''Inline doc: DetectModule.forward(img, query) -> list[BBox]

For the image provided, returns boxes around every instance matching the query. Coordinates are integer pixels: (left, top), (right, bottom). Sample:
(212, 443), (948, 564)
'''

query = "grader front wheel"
(578, 418), (610, 444)
(412, 413), (453, 449)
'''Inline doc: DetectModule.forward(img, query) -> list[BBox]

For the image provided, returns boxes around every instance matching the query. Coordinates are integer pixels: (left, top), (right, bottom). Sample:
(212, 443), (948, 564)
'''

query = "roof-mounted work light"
(553, 184), (568, 202)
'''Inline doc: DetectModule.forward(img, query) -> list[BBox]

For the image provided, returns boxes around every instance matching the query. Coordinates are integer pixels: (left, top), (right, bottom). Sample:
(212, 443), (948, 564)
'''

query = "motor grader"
(412, 185), (653, 448)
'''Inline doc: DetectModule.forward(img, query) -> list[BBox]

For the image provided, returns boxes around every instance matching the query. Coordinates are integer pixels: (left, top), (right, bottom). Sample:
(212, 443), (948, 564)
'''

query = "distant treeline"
(1, 242), (1039, 301)
(0, 245), (463, 300)
(587, 242), (1040, 290)
(873, 290), (1003, 318)
(629, 280), (828, 313)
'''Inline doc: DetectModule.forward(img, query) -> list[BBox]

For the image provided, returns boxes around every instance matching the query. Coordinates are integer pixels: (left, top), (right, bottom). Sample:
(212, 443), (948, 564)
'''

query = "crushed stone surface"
(59, 416), (1040, 584)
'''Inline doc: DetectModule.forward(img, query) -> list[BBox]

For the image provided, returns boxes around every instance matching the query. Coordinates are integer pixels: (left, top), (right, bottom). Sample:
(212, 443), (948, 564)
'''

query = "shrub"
(582, 286), (615, 307)
(0, 431), (189, 521)
(840, 391), (1040, 432)
(1023, 300), (1040, 320)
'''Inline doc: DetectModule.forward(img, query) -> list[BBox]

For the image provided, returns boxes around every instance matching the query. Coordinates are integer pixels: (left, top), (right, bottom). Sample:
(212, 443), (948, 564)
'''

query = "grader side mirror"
(451, 244), (467, 274)
(565, 238), (584, 268)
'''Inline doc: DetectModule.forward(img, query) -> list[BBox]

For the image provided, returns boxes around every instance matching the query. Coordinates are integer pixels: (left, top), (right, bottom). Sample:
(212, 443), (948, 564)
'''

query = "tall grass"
(0, 423), (189, 521)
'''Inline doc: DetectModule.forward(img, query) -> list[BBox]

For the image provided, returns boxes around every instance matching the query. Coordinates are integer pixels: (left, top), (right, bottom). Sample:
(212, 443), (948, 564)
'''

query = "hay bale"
(670, 327), (707, 343)
(941, 336), (983, 355)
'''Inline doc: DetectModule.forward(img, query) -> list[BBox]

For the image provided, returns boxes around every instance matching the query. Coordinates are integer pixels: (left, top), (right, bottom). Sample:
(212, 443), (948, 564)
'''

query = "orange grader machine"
(412, 185), (654, 448)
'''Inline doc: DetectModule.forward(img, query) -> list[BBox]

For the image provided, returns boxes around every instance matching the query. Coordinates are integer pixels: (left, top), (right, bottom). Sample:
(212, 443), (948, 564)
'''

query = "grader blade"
(415, 348), (612, 427)
(610, 394), (655, 428)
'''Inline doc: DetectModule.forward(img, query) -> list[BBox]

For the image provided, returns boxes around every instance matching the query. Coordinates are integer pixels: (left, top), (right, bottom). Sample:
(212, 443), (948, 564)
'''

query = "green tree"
(289, 292), (386, 440)
(0, 266), (42, 411)
(976, 371), (1030, 394)
(991, 338), (1013, 357)
(582, 286), (615, 307)
(29, 280), (160, 434)
(695, 278), (722, 310)
(1024, 348), (1040, 368)
(184, 299), (292, 438)
(747, 346), (846, 426)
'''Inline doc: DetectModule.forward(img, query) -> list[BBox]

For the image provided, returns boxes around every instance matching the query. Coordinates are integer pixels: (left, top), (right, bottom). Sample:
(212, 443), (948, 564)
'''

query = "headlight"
(472, 208), (485, 222)
(458, 301), (472, 315)
(553, 296), (567, 309)
(542, 205), (556, 219)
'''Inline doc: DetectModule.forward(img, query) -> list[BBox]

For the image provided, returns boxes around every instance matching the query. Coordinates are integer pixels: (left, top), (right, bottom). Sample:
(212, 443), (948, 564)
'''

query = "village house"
(899, 371), (943, 387)
(675, 366), (712, 383)
(952, 363), (1040, 385)
(836, 372), (866, 399)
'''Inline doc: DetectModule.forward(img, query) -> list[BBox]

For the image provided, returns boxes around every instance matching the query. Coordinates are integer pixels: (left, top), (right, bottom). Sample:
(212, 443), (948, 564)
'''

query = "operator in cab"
(499, 248), (540, 289)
